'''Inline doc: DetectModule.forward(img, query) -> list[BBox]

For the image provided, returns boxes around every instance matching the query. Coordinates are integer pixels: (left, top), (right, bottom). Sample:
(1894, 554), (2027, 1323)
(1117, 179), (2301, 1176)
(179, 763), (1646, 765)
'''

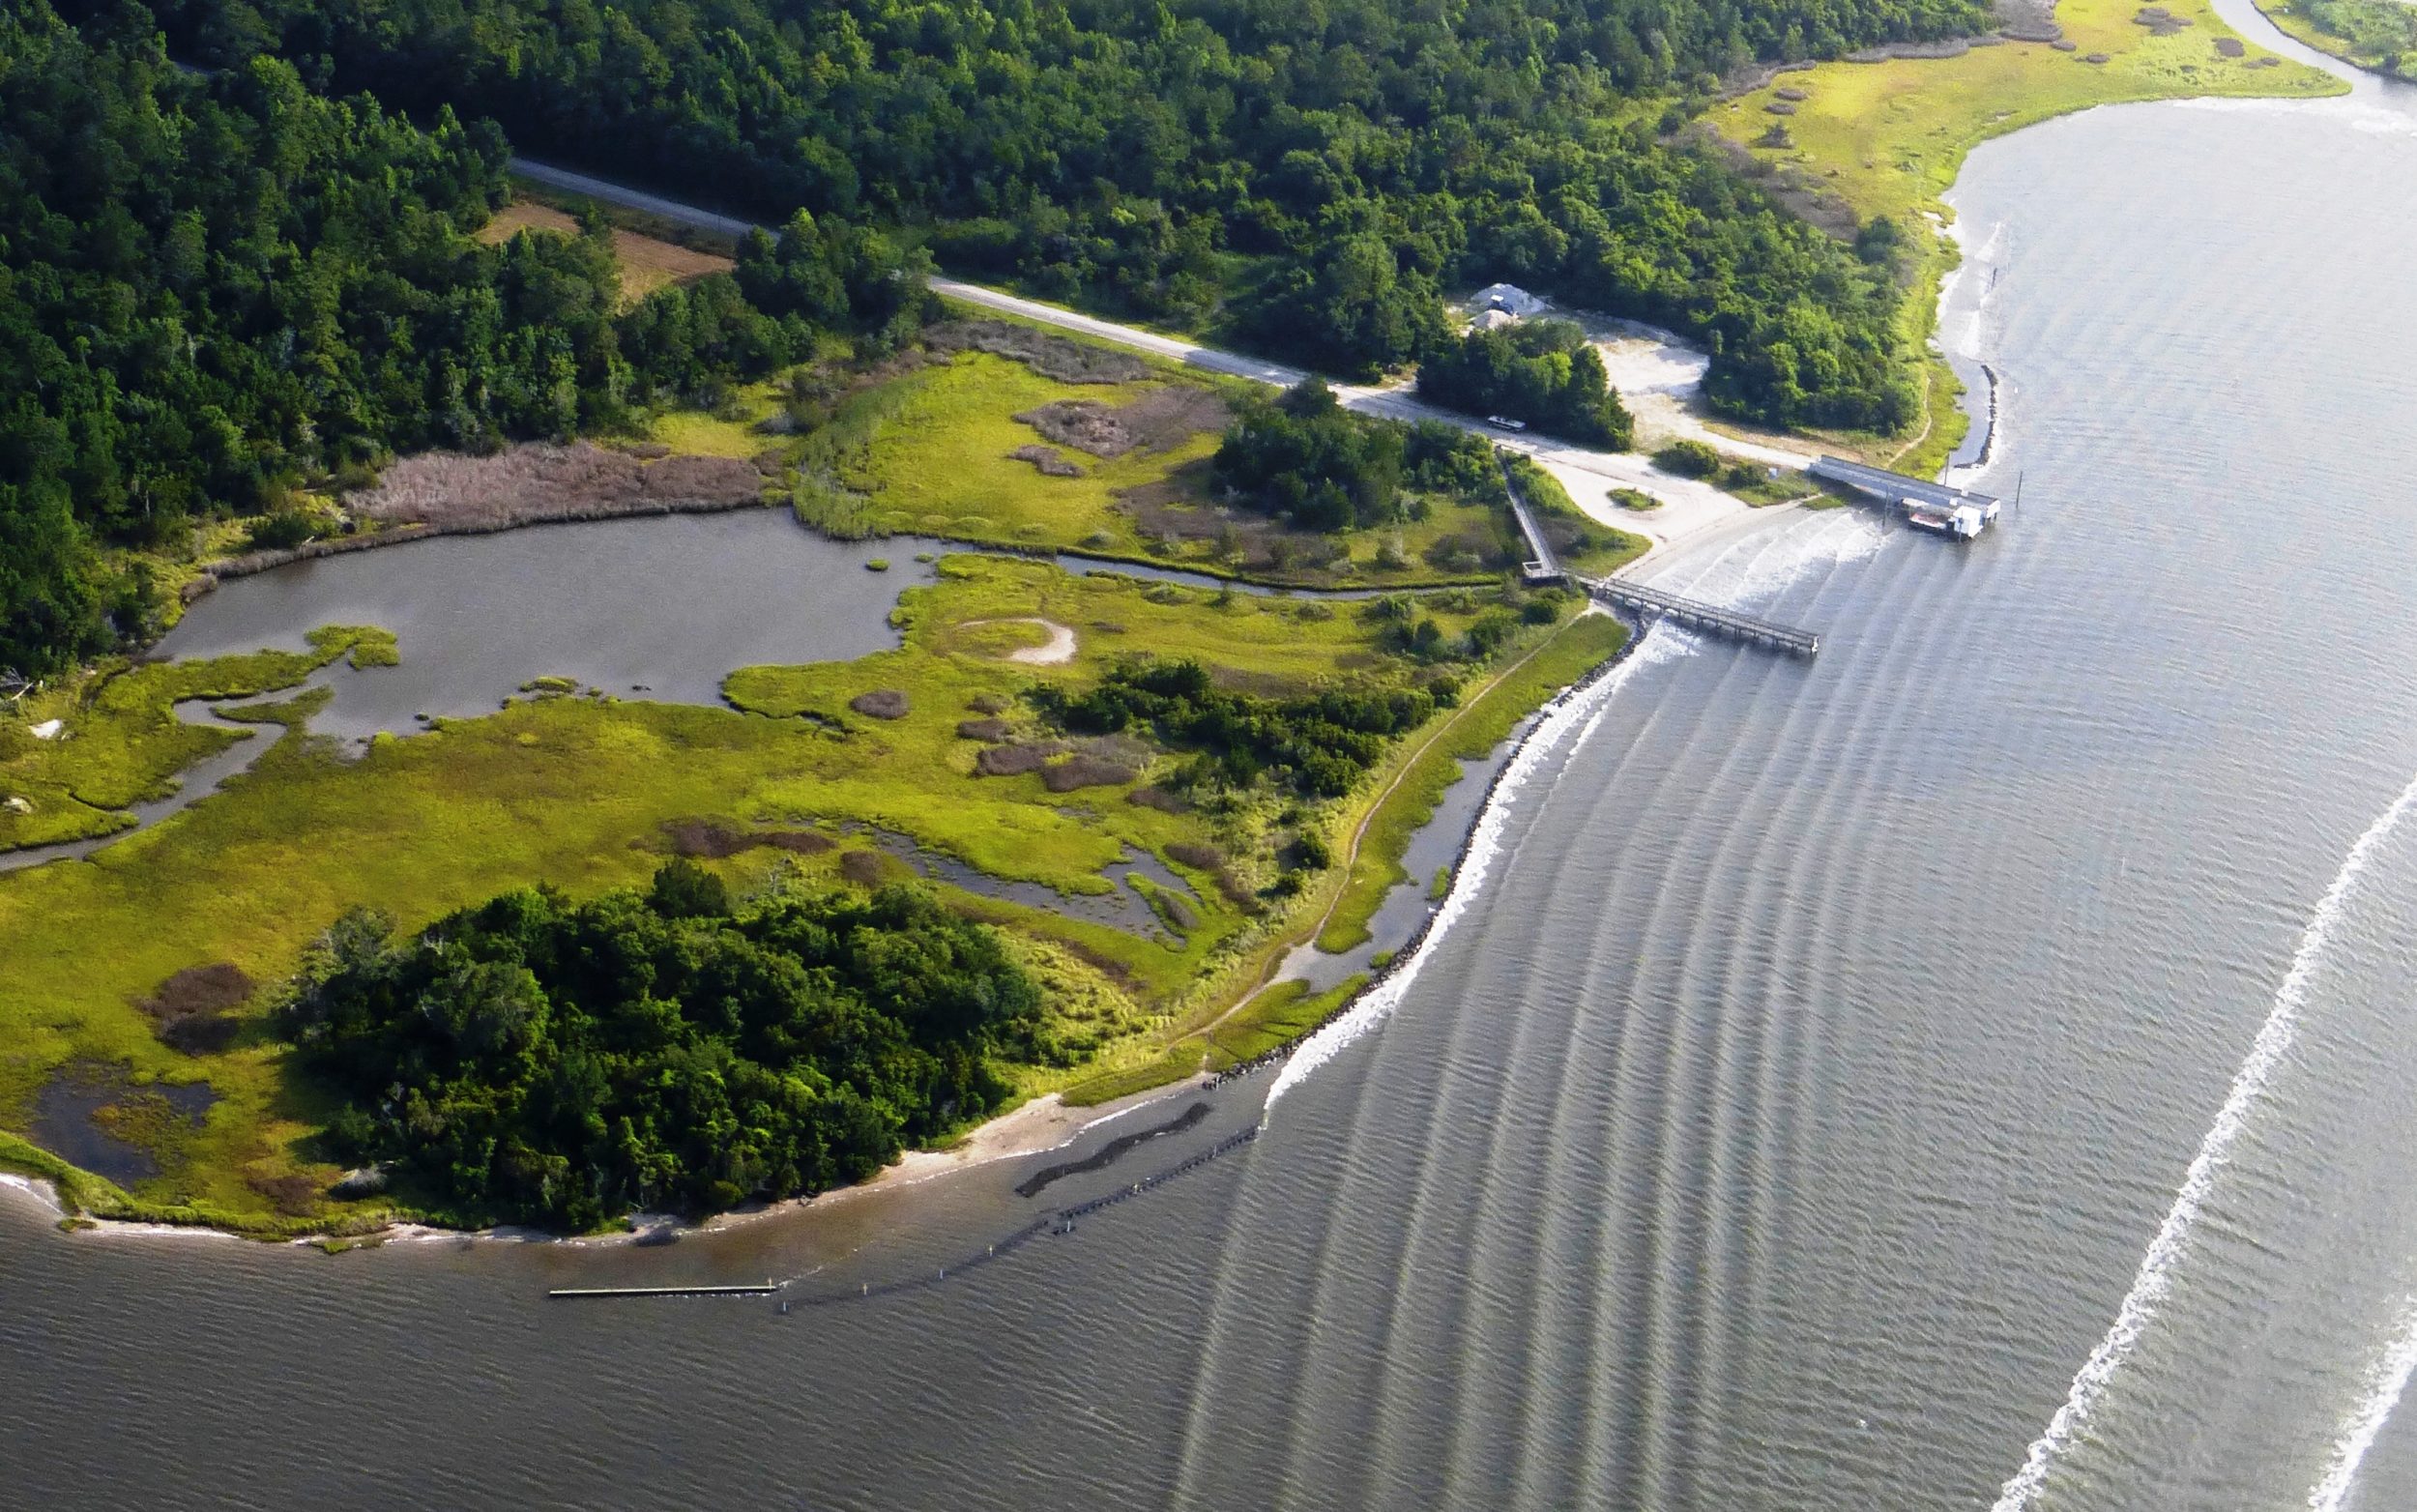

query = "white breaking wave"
(1262, 627), (1688, 1109)
(1665, 504), (1887, 611)
(1993, 766), (2417, 1512)
(1265, 509), (1880, 1111)
(2308, 1295), (2417, 1512)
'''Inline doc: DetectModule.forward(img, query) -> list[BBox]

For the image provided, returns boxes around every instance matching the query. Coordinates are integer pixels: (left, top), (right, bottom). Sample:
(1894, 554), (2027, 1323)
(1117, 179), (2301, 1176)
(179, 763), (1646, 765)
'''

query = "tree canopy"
(1417, 320), (1636, 449)
(1039, 655), (1441, 799)
(117, 0), (1964, 417)
(1213, 379), (1507, 532)
(276, 866), (1043, 1229)
(0, 0), (925, 676)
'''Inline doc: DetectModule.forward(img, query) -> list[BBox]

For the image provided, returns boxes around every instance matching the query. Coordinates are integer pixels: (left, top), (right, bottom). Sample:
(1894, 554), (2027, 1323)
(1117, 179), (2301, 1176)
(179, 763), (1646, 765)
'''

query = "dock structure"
(1581, 575), (1820, 657)
(1809, 455), (2000, 538)
(1497, 452), (1565, 585)
(547, 1281), (779, 1300)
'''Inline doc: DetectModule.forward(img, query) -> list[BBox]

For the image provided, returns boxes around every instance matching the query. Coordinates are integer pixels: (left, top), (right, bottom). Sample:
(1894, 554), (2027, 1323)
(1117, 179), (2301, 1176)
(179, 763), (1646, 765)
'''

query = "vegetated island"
(2254, 0), (2417, 80)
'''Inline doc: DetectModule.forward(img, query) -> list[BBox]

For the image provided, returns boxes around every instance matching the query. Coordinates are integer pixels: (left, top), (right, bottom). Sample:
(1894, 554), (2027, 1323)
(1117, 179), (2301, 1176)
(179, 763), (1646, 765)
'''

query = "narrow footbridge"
(1579, 575), (1821, 657)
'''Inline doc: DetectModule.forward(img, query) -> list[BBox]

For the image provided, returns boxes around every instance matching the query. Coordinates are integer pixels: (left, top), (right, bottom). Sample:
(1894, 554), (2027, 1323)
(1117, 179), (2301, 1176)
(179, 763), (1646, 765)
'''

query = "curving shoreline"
(0, 603), (1652, 1253)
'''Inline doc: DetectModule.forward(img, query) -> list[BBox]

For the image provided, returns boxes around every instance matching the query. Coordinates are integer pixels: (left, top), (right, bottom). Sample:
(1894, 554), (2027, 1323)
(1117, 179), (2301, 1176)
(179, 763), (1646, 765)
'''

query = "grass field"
(0, 626), (394, 853)
(786, 330), (1558, 589)
(0, 551), (1616, 1234)
(1709, 0), (2343, 475)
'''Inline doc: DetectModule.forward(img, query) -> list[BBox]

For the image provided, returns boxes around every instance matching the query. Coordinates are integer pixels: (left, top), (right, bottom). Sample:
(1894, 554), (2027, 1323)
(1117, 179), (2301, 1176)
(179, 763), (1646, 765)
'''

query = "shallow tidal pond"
(160, 509), (934, 742)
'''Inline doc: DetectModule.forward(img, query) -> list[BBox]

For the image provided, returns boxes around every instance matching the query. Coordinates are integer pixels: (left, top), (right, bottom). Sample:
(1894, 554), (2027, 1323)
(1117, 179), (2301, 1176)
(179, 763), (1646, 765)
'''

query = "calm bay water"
(8, 27), (2417, 1509)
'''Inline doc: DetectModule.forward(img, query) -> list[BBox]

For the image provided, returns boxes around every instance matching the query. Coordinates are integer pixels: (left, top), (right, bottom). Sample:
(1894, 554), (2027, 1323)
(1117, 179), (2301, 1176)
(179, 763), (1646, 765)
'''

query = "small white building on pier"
(1810, 456), (2001, 539)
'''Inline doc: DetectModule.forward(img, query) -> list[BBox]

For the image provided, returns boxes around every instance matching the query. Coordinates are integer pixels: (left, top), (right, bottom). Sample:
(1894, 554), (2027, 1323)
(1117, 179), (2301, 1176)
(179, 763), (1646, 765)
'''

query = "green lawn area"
(1708, 0), (2343, 475)
(0, 553), (1616, 1234)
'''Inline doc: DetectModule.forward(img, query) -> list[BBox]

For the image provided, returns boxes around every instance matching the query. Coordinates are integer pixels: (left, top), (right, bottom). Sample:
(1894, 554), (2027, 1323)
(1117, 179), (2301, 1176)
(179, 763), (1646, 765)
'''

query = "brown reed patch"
(1041, 754), (1136, 792)
(346, 443), (764, 532)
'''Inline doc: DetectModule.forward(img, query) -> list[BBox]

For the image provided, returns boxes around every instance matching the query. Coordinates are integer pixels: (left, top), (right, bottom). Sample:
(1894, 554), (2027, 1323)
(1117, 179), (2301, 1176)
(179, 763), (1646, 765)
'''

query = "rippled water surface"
(10, 29), (2417, 1512)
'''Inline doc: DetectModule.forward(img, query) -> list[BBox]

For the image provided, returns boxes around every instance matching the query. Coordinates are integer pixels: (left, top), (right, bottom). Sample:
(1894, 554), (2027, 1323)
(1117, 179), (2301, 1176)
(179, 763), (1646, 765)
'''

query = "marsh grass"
(0, 625), (393, 853)
(1709, 0), (2341, 475)
(0, 555), (1613, 1231)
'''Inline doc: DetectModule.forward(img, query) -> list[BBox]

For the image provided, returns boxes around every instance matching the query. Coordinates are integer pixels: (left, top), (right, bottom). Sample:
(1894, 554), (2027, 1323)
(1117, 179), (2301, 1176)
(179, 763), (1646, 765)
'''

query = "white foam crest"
(1263, 509), (1883, 1109)
(2308, 1295), (2417, 1512)
(1261, 627), (1689, 1110)
(1672, 508), (1887, 614)
(2169, 93), (2417, 138)
(1993, 765), (2417, 1512)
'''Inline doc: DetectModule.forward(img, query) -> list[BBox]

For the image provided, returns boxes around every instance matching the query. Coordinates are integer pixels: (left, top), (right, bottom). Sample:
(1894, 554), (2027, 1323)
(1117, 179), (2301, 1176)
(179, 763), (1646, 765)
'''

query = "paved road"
(508, 157), (1761, 567)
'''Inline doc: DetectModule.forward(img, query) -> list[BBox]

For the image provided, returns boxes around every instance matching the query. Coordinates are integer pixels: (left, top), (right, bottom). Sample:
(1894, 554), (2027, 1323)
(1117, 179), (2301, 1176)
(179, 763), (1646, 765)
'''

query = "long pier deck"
(1580, 575), (1821, 657)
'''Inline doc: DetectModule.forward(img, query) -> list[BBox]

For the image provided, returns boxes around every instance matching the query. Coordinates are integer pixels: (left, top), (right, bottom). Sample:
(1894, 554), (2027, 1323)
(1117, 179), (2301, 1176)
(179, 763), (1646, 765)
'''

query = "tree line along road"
(507, 158), (1762, 567)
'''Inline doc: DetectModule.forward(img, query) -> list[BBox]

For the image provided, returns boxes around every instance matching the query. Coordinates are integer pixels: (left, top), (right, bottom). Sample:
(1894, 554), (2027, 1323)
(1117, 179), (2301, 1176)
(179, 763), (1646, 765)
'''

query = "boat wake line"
(1992, 763), (2417, 1512)
(1260, 627), (1687, 1111)
(1263, 508), (1883, 1113)
(2308, 1294), (2417, 1512)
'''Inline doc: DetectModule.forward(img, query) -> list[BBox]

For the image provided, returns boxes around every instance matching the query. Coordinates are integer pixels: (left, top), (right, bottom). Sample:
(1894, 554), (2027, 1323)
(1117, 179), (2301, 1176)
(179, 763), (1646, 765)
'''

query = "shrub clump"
(275, 866), (1042, 1229)
(975, 741), (1064, 776)
(662, 819), (833, 858)
(1037, 657), (1436, 798)
(1653, 439), (1724, 478)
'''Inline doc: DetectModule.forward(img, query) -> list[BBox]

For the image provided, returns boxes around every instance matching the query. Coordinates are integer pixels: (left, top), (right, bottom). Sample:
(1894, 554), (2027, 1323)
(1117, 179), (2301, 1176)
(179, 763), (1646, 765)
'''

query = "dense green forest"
(276, 865), (1042, 1228)
(0, 0), (912, 677)
(1417, 321), (1635, 448)
(1212, 378), (1502, 532)
(109, 0), (1974, 419)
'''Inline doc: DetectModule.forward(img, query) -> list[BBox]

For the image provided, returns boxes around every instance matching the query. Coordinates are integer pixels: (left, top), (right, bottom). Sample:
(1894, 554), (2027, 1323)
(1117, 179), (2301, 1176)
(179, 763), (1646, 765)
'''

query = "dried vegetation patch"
(347, 444), (770, 531)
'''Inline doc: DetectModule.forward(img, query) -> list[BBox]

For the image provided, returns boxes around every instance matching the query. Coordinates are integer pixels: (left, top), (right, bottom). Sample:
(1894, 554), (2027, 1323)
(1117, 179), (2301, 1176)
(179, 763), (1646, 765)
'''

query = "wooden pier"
(547, 1281), (779, 1299)
(1580, 575), (1820, 657)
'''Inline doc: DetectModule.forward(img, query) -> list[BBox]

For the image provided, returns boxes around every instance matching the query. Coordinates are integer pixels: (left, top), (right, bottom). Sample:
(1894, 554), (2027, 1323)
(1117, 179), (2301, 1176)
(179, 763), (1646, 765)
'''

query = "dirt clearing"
(478, 201), (736, 305)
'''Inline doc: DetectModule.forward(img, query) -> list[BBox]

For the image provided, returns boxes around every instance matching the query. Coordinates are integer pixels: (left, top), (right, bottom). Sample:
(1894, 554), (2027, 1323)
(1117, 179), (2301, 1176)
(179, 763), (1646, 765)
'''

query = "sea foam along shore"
(1265, 502), (1886, 1112)
(1263, 612), (1677, 1110)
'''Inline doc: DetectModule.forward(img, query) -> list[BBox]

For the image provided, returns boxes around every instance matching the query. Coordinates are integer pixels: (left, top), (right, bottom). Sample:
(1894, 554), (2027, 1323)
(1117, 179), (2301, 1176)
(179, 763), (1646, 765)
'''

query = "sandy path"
(1000, 619), (1077, 664)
